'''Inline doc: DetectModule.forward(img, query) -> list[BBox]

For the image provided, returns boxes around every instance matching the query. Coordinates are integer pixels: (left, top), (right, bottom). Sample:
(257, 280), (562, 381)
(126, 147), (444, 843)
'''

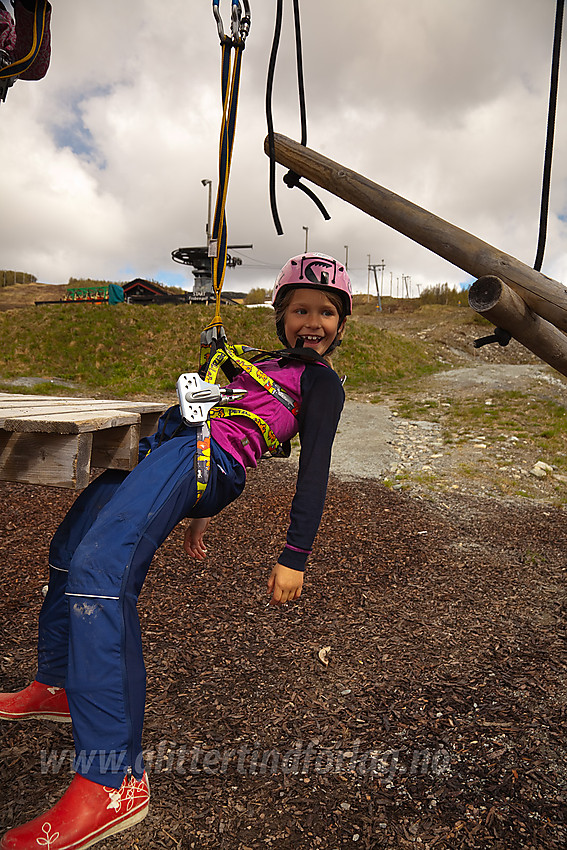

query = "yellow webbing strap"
(209, 406), (281, 454)
(207, 37), (244, 330)
(205, 345), (299, 415)
(194, 423), (212, 503)
(0, 0), (49, 81)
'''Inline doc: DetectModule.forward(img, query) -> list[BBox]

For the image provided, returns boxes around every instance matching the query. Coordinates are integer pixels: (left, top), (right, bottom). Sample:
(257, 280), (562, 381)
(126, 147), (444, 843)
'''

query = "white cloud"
(0, 0), (565, 296)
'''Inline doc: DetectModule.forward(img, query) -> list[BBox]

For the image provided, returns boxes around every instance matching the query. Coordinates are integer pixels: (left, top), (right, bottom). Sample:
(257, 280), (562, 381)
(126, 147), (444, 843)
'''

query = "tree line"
(419, 282), (468, 306)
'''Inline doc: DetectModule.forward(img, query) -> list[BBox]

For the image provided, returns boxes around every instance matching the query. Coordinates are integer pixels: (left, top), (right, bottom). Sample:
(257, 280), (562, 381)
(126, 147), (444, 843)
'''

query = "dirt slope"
(0, 282), (68, 310)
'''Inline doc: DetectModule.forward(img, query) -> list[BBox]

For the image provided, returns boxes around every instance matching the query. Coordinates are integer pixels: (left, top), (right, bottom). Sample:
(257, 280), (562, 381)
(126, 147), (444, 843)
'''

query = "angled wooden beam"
(264, 133), (567, 332)
(469, 276), (567, 377)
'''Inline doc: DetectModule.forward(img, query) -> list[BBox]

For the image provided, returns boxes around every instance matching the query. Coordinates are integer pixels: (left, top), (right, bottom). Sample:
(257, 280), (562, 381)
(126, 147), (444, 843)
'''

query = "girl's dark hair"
(274, 287), (345, 329)
(274, 286), (347, 361)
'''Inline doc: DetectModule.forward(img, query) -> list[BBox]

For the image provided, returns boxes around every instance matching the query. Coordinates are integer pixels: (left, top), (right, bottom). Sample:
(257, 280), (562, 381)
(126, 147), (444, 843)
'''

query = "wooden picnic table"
(0, 393), (169, 489)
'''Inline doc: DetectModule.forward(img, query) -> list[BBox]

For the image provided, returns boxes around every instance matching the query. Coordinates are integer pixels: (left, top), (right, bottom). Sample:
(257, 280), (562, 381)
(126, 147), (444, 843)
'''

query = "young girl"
(0, 252), (352, 850)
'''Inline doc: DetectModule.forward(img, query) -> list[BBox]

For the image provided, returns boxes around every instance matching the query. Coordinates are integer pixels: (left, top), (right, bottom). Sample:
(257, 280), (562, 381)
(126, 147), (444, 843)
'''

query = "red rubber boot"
(0, 771), (150, 849)
(0, 680), (71, 722)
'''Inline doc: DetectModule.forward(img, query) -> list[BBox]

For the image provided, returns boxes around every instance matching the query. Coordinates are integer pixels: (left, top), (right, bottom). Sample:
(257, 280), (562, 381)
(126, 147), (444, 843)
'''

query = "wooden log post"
(469, 276), (567, 377)
(264, 133), (567, 332)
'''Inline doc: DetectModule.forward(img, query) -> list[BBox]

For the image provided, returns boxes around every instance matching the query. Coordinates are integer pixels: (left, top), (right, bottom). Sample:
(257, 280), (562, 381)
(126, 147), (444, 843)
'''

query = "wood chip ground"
(0, 463), (566, 849)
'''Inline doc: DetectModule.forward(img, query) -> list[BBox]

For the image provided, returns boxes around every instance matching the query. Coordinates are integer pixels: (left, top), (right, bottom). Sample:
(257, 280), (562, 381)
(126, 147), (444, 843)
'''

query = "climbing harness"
(183, 1), (305, 496)
(265, 0), (330, 235)
(0, 0), (50, 102)
(199, 0), (251, 371)
(182, 1), (299, 501)
(177, 344), (301, 502)
(177, 10), (341, 502)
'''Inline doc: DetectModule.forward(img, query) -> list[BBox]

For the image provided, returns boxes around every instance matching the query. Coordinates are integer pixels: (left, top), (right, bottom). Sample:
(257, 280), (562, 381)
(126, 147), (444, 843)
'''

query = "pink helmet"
(272, 253), (352, 317)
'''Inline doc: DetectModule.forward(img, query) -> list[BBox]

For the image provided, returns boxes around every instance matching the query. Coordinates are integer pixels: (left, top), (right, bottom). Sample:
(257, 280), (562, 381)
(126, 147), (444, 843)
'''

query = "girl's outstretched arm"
(267, 563), (304, 605)
(184, 517), (211, 560)
(276, 364), (344, 573)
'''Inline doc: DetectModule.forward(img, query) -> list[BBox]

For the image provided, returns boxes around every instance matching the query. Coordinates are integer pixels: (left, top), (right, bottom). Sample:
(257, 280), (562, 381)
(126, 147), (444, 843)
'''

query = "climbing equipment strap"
(206, 1), (250, 334)
(199, 1), (250, 372)
(204, 344), (299, 415)
(191, 1), (253, 501)
(191, 3), (303, 498)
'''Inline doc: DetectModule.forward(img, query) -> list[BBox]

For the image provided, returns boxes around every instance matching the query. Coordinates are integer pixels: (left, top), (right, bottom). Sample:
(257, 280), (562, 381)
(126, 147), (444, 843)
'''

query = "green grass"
(0, 303), (447, 399)
(334, 321), (443, 393)
(0, 304), (278, 397)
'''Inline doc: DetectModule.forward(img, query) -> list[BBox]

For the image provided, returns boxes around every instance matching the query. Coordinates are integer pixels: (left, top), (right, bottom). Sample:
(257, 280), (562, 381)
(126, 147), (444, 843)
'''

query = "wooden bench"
(0, 394), (169, 489)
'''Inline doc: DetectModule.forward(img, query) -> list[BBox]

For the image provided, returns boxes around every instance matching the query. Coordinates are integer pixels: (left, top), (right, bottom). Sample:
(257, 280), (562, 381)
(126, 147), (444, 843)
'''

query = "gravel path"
(331, 401), (396, 480)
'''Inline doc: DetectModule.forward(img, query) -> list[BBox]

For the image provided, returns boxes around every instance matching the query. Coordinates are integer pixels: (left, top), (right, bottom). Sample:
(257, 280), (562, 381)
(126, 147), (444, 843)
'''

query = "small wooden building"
(122, 279), (173, 303)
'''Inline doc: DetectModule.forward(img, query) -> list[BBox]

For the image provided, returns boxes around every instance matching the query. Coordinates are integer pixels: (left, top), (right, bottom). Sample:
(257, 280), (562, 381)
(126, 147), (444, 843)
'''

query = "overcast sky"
(1, 0), (566, 296)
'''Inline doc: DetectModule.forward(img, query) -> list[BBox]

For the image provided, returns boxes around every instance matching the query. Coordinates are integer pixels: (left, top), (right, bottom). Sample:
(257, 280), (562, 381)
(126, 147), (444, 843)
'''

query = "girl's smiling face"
(283, 288), (344, 355)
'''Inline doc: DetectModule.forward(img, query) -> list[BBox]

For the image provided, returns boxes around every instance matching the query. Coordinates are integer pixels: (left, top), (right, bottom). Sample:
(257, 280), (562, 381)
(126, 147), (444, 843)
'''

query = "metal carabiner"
(212, 0), (226, 42)
(238, 0), (251, 44)
(213, 0), (250, 46)
(230, 0), (241, 42)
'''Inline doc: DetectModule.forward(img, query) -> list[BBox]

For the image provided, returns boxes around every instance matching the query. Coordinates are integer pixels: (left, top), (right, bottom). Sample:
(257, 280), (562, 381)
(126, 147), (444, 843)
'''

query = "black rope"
(265, 0), (330, 236)
(473, 327), (512, 349)
(534, 0), (565, 271)
(292, 0), (307, 147)
(265, 0), (284, 235)
(283, 169), (331, 219)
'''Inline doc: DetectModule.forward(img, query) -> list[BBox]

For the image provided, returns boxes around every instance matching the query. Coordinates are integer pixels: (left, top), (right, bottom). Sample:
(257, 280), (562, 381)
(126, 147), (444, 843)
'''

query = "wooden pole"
(264, 133), (567, 332)
(469, 276), (567, 377)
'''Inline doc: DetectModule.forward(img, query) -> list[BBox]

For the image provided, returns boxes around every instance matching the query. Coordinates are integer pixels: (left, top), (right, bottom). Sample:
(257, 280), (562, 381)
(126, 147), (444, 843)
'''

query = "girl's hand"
(267, 563), (304, 605)
(183, 517), (211, 560)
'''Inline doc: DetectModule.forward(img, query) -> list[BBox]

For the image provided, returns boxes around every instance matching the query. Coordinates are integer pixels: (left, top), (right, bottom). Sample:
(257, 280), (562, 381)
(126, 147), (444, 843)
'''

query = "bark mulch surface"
(0, 465), (566, 849)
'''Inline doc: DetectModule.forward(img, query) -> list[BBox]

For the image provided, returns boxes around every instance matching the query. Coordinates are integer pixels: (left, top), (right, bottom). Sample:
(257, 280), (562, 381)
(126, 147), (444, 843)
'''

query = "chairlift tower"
(368, 259), (385, 310)
(401, 274), (412, 298)
(171, 244), (252, 296)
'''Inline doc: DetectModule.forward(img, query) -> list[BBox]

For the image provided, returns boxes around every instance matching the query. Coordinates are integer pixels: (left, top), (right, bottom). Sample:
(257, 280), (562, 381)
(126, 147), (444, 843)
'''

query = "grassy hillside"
(0, 298), (443, 399)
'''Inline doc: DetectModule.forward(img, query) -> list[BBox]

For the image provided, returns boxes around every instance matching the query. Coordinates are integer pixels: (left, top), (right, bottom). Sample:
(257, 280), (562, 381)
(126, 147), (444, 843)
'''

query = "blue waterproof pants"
(35, 418), (245, 789)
